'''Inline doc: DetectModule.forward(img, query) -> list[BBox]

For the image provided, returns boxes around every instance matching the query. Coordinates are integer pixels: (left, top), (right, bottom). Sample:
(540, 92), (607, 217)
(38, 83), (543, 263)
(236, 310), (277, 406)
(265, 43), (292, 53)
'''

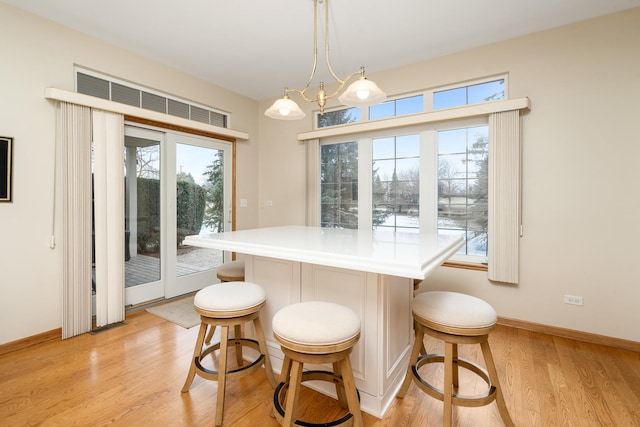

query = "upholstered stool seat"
(216, 259), (245, 282)
(182, 281), (277, 426)
(203, 260), (247, 345)
(397, 291), (514, 427)
(272, 301), (364, 427)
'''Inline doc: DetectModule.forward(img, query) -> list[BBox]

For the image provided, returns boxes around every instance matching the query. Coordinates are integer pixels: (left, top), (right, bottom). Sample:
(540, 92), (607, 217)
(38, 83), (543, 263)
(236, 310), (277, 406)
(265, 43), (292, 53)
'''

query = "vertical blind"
(57, 102), (93, 339)
(92, 110), (125, 327)
(57, 103), (125, 338)
(488, 110), (521, 284)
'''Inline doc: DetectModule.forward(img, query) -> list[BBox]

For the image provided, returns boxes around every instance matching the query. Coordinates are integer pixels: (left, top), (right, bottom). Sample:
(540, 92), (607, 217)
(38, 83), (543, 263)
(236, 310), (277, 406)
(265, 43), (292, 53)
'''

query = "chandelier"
(264, 0), (386, 120)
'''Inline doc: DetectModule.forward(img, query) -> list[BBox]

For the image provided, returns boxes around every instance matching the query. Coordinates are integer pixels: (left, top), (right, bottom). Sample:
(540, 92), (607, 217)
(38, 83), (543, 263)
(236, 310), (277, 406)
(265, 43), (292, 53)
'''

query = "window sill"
(442, 260), (488, 272)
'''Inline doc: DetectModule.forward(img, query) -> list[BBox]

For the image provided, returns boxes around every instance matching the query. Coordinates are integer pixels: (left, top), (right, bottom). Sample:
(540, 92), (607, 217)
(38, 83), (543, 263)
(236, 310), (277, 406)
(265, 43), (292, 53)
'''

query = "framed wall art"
(1, 136), (13, 202)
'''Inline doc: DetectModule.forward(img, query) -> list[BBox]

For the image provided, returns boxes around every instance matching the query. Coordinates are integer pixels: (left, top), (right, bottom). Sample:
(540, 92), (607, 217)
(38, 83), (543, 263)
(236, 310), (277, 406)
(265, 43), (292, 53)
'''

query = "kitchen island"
(184, 225), (464, 418)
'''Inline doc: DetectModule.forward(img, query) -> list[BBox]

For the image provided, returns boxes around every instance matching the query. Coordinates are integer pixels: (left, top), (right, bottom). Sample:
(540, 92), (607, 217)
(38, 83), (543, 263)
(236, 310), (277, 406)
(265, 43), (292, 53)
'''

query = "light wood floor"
(1, 310), (639, 426)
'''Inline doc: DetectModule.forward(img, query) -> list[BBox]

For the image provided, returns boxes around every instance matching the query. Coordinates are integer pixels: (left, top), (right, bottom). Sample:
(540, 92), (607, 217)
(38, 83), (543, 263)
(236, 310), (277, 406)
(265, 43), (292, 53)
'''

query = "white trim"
(45, 87), (249, 141)
(305, 139), (321, 226)
(299, 97), (529, 141)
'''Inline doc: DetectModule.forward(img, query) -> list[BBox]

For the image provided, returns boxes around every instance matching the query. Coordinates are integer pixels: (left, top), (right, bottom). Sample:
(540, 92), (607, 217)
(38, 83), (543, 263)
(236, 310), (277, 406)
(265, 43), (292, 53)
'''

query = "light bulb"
(339, 76), (386, 107)
(265, 95), (305, 120)
(356, 90), (370, 100)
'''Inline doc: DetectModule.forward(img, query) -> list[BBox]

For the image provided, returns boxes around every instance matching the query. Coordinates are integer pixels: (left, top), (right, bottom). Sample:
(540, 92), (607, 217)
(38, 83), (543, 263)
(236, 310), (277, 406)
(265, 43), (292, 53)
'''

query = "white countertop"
(185, 226), (464, 279)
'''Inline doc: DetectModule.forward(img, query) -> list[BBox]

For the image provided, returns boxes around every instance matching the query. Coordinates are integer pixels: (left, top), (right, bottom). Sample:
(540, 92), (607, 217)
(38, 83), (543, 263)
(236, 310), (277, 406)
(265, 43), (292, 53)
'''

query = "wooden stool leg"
(443, 341), (454, 427)
(332, 361), (348, 408)
(452, 343), (459, 389)
(204, 325), (216, 345)
(215, 326), (230, 426)
(182, 321), (208, 392)
(398, 324), (425, 398)
(253, 316), (277, 388)
(234, 324), (244, 367)
(272, 354), (292, 419)
(279, 355), (293, 385)
(480, 340), (515, 427)
(283, 360), (303, 427)
(340, 356), (364, 427)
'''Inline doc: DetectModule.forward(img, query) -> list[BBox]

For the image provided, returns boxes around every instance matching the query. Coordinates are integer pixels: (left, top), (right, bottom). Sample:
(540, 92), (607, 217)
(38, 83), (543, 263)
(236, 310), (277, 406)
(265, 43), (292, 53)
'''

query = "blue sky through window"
(434, 79), (504, 110)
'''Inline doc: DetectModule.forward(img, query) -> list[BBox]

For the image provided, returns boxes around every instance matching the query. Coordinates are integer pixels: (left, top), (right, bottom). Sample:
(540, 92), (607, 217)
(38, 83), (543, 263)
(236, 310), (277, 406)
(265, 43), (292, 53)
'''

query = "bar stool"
(397, 291), (514, 427)
(216, 259), (245, 282)
(182, 281), (277, 426)
(204, 260), (246, 345)
(272, 301), (364, 427)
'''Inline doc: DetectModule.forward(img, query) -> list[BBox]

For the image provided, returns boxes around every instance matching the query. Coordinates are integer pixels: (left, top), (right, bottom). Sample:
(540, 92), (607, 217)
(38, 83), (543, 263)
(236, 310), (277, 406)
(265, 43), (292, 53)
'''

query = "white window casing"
(306, 139), (321, 226)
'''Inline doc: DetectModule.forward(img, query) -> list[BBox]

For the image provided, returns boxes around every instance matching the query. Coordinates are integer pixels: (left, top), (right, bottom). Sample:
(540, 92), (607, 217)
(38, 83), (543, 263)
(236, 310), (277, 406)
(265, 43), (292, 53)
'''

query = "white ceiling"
(4, 0), (640, 101)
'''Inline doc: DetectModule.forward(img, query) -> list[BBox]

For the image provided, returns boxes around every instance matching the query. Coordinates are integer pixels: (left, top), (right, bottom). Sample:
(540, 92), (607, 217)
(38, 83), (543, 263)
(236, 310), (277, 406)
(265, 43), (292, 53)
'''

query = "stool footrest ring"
(194, 338), (264, 380)
(273, 370), (360, 427)
(412, 353), (497, 407)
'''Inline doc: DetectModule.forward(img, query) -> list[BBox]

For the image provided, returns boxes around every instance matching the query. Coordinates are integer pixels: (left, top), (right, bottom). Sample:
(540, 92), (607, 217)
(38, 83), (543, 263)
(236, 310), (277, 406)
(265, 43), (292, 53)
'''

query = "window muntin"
(437, 126), (488, 257)
(320, 142), (359, 229)
(434, 79), (505, 110)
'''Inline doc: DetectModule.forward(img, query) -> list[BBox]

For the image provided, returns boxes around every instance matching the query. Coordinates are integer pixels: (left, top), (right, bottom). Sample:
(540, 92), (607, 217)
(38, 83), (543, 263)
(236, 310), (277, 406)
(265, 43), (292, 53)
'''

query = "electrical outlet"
(564, 294), (584, 306)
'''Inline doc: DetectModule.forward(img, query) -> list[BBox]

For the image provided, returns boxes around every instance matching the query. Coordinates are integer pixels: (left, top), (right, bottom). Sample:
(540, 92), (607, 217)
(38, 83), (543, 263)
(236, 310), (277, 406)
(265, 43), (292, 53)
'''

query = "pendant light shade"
(338, 77), (387, 107)
(264, 95), (306, 120)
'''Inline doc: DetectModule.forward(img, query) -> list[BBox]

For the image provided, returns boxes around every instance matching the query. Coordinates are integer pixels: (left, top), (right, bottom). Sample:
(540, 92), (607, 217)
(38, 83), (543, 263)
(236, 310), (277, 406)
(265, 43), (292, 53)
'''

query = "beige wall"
(1, 3), (639, 346)
(0, 3), (261, 345)
(257, 7), (640, 342)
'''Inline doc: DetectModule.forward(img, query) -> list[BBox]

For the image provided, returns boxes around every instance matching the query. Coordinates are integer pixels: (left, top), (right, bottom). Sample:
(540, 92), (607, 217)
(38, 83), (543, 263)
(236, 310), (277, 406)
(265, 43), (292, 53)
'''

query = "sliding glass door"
(123, 126), (164, 305)
(166, 133), (231, 298)
(121, 125), (231, 305)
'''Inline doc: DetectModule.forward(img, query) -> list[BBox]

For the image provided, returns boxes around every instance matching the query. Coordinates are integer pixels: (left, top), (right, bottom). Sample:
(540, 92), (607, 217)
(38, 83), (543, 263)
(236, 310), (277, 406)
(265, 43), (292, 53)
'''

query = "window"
(315, 76), (505, 130)
(320, 142), (358, 228)
(370, 95), (424, 120)
(433, 79), (505, 110)
(317, 95), (424, 129)
(315, 76), (506, 260)
(317, 107), (360, 129)
(309, 92), (525, 280)
(437, 126), (489, 257)
(372, 134), (420, 232)
(320, 121), (488, 262)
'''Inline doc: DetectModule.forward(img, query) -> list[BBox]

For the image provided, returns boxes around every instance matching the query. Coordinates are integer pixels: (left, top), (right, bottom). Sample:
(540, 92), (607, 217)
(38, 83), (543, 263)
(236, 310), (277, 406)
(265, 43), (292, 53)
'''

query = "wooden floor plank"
(1, 311), (639, 426)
